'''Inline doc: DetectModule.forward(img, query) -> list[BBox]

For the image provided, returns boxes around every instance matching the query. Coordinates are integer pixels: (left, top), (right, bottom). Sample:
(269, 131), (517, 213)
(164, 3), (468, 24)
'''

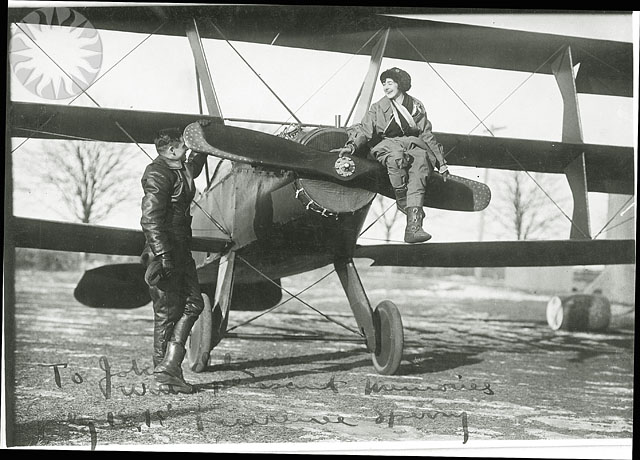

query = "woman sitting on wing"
(332, 67), (449, 243)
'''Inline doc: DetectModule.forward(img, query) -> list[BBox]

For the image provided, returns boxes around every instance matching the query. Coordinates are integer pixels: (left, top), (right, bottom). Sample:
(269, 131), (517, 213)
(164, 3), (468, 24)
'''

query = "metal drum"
(295, 128), (375, 218)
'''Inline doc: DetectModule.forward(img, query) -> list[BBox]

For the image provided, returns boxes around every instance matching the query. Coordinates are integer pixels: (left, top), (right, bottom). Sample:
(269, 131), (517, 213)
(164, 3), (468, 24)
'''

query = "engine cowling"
(294, 128), (375, 217)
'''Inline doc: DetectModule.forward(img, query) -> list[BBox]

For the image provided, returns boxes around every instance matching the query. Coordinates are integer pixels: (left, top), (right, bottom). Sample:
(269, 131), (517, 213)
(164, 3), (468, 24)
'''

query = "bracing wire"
(598, 215), (634, 235)
(358, 199), (397, 238)
(465, 45), (566, 136)
(288, 28), (385, 131)
(191, 200), (232, 238)
(225, 268), (337, 333)
(14, 23), (101, 106)
(592, 196), (635, 239)
(207, 19), (302, 125)
(359, 236), (407, 244)
(12, 128), (99, 143)
(237, 255), (363, 336)
(396, 27), (493, 137)
(114, 121), (153, 161)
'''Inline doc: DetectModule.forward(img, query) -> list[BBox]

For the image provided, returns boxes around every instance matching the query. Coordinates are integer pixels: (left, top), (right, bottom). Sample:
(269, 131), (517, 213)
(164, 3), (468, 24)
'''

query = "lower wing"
(355, 239), (635, 267)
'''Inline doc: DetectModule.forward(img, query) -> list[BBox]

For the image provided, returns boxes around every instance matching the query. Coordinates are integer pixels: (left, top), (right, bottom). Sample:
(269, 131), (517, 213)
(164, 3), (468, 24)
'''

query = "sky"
(8, 6), (638, 245)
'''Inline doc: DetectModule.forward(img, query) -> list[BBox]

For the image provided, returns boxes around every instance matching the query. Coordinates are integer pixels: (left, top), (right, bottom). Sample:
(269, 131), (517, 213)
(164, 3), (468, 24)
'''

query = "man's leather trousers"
(148, 243), (204, 367)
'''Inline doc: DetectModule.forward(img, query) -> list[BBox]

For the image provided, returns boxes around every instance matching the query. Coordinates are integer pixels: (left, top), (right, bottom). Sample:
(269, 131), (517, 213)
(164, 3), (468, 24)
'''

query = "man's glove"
(160, 253), (175, 280)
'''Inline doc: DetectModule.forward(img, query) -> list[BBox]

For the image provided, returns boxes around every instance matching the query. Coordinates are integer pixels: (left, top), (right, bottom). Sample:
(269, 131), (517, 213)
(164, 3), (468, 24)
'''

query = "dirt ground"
(7, 264), (635, 453)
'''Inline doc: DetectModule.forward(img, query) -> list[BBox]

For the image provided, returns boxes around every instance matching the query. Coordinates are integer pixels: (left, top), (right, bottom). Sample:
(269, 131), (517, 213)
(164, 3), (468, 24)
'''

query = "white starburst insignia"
(10, 7), (103, 100)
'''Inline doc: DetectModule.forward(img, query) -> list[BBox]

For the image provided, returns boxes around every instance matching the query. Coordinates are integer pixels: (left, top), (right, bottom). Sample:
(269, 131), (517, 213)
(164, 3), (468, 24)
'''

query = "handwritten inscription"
(374, 408), (469, 444)
(43, 357), (492, 400)
(43, 357), (348, 399)
(364, 377), (494, 396)
(48, 406), (469, 449)
(200, 375), (346, 395)
(36, 356), (492, 449)
(200, 413), (358, 429)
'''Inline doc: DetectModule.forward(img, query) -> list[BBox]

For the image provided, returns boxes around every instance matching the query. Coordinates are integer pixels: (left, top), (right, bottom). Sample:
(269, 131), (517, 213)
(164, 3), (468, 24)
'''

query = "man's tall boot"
(153, 320), (174, 368)
(404, 207), (432, 243)
(394, 186), (408, 215)
(154, 315), (197, 394)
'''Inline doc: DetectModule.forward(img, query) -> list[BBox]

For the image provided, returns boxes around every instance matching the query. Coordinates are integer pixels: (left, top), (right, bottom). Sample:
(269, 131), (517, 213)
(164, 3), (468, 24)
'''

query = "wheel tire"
(546, 294), (611, 332)
(187, 293), (213, 373)
(371, 300), (404, 375)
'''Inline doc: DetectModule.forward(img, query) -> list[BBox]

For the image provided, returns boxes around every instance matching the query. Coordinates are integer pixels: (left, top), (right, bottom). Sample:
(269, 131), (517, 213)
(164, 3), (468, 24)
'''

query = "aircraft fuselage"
(191, 161), (373, 285)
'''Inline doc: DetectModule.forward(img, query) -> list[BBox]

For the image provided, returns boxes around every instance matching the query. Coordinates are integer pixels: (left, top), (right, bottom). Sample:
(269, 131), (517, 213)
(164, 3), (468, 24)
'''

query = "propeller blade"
(184, 122), (382, 184)
(74, 263), (150, 309)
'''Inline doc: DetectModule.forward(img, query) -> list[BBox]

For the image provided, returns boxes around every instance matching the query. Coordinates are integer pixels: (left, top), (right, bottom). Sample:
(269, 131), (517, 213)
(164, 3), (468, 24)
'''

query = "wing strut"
(186, 18), (224, 119)
(552, 45), (591, 240)
(347, 28), (390, 126)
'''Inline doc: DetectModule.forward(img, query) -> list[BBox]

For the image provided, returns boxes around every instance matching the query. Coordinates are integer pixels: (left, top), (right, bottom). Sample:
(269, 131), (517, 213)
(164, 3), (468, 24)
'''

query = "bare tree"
(487, 170), (570, 240)
(40, 141), (138, 224)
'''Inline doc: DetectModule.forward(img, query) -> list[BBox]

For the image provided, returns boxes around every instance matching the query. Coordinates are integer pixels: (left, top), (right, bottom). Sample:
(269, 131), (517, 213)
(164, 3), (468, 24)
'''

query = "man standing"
(332, 67), (449, 243)
(140, 125), (208, 393)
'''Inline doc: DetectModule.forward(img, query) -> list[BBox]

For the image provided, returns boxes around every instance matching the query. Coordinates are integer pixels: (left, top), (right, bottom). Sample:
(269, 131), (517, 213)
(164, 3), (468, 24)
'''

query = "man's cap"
(380, 67), (412, 93)
(154, 127), (184, 150)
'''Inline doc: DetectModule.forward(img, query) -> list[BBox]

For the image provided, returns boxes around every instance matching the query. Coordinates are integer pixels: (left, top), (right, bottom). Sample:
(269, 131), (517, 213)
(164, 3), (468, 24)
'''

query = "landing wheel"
(371, 300), (404, 375)
(187, 293), (213, 372)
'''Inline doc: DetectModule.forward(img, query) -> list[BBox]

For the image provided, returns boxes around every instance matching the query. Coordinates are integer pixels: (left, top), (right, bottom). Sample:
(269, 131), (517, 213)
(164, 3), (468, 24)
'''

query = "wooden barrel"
(546, 294), (611, 332)
(295, 128), (375, 217)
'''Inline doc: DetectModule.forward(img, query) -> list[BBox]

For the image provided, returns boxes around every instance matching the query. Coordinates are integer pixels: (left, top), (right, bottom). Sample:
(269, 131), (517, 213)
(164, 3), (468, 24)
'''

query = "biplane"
(6, 6), (635, 376)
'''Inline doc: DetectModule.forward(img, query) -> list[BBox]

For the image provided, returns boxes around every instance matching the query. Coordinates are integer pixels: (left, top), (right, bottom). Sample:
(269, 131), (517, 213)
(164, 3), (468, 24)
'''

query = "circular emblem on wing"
(334, 156), (356, 177)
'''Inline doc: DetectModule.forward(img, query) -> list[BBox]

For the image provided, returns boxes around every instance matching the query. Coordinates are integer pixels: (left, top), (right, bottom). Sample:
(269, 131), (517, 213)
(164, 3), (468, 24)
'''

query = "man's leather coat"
(140, 152), (207, 257)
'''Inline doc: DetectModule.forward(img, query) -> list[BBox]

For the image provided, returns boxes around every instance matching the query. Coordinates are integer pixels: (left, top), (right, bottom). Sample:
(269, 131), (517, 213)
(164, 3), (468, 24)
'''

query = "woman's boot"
(394, 186), (408, 214)
(404, 207), (432, 243)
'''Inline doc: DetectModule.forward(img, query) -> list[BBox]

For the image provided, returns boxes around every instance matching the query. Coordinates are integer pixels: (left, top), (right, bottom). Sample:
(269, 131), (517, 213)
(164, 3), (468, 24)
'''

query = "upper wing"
(10, 217), (230, 256)
(8, 5), (632, 97)
(10, 102), (635, 195)
(9, 101), (219, 145)
(355, 239), (636, 268)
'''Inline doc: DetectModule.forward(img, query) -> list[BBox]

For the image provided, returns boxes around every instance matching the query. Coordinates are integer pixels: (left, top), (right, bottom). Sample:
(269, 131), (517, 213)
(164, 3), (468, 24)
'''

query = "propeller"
(184, 121), (383, 184)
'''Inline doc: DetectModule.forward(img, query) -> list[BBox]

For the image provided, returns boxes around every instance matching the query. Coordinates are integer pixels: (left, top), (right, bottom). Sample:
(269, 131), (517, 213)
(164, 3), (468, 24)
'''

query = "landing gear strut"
(187, 253), (235, 372)
(186, 292), (213, 372)
(336, 259), (404, 375)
